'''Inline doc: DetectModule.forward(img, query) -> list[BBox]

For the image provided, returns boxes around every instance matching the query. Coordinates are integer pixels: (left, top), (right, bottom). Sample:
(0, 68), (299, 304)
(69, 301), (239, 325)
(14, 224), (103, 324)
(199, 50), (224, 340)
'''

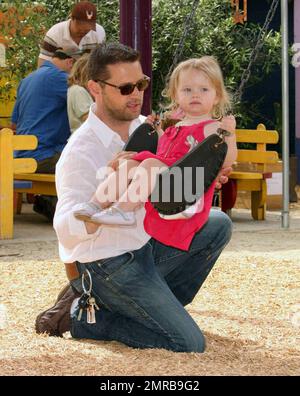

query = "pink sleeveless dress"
(132, 119), (217, 251)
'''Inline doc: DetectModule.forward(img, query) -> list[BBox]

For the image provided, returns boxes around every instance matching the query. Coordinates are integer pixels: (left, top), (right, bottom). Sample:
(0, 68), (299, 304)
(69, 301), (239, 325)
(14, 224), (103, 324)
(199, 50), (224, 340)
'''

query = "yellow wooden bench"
(0, 123), (280, 238)
(0, 128), (56, 239)
(14, 173), (56, 195)
(221, 123), (281, 220)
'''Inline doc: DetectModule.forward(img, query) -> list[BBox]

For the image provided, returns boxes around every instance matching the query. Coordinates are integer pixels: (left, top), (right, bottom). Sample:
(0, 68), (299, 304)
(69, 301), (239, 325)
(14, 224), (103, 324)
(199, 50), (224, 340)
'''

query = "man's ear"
(88, 80), (101, 97)
(67, 58), (74, 71)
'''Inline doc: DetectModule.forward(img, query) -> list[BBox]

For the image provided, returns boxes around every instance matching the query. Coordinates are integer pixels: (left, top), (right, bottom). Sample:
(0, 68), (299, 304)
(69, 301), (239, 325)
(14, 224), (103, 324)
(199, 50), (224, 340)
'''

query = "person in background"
(12, 49), (76, 220)
(38, 1), (105, 67)
(67, 53), (94, 134)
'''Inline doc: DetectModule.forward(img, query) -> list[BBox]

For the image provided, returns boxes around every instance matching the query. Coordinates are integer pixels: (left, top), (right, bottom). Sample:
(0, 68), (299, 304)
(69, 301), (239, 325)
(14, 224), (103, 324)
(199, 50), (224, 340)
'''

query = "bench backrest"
(0, 128), (38, 237)
(0, 128), (38, 174)
(235, 123), (279, 172)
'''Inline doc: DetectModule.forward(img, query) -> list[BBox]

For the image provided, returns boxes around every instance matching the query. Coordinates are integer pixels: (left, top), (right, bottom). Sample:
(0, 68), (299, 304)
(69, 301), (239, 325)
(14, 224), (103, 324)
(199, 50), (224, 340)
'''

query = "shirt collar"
(64, 20), (72, 41)
(42, 60), (55, 68)
(87, 104), (144, 149)
(64, 19), (92, 44)
(42, 60), (67, 76)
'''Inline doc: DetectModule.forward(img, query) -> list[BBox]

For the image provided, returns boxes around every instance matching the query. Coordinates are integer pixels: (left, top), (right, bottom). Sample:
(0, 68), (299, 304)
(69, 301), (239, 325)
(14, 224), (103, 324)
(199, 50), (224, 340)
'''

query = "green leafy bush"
(152, 0), (281, 127)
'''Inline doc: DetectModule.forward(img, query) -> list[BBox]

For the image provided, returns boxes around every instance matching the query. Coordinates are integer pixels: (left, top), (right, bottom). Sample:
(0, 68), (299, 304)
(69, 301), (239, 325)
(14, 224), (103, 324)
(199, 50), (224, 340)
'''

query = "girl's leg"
(90, 158), (167, 225)
(116, 158), (167, 212)
(74, 159), (140, 222)
(93, 159), (140, 207)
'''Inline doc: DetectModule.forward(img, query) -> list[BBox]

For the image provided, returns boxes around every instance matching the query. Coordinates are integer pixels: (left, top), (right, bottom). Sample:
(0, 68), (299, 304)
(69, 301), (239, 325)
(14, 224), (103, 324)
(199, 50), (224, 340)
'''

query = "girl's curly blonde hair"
(163, 56), (231, 119)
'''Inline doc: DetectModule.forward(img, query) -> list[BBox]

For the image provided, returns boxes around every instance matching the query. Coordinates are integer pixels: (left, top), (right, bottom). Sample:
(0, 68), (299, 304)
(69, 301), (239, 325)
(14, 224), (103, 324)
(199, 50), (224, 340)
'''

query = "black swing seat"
(150, 134), (228, 215)
(124, 123), (158, 154)
(123, 123), (227, 216)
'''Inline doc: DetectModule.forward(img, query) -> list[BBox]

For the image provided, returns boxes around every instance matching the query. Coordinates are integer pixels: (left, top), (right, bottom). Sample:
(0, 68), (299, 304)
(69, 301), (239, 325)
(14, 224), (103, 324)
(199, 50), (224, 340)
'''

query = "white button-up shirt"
(54, 104), (150, 263)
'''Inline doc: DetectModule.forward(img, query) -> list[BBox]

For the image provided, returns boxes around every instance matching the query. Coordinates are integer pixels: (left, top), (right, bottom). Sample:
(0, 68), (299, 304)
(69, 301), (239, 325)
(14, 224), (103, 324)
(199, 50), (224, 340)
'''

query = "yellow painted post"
(256, 124), (267, 173)
(251, 180), (267, 220)
(0, 128), (14, 238)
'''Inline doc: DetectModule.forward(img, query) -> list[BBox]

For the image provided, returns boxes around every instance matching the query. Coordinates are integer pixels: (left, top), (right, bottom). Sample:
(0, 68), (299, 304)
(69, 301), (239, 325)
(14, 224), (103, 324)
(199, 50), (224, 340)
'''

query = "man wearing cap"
(38, 1), (105, 67)
(12, 49), (76, 220)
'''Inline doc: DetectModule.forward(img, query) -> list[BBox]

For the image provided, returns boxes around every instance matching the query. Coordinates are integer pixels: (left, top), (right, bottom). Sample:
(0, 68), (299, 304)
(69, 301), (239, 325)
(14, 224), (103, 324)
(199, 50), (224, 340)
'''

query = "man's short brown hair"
(88, 42), (140, 82)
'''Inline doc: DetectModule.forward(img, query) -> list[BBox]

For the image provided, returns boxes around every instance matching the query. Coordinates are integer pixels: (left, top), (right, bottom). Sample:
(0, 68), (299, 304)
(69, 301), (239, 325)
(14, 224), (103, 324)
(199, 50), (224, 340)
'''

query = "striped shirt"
(39, 19), (105, 61)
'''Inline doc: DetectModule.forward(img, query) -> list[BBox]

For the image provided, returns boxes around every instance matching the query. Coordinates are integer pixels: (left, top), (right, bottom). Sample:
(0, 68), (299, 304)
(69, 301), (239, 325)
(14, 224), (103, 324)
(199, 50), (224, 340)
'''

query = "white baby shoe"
(73, 202), (102, 222)
(91, 206), (136, 226)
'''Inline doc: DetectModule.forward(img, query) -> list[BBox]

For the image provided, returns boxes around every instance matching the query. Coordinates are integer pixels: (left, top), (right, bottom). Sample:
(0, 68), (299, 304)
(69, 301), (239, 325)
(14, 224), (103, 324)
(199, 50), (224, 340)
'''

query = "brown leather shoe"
(35, 283), (80, 337)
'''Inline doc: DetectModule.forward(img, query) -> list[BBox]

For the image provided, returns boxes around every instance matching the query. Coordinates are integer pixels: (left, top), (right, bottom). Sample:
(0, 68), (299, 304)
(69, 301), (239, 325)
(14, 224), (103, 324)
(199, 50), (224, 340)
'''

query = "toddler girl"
(74, 56), (237, 250)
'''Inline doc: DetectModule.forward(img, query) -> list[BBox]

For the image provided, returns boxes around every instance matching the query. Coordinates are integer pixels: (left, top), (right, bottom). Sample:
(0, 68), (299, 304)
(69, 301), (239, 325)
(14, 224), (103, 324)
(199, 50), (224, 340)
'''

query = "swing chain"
(234, 0), (280, 102)
(156, 0), (200, 117)
(160, 0), (279, 112)
(165, 0), (200, 84)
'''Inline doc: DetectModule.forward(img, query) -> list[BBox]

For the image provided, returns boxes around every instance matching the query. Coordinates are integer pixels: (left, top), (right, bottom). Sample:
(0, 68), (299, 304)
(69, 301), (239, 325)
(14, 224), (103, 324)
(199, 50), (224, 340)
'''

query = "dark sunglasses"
(95, 76), (150, 95)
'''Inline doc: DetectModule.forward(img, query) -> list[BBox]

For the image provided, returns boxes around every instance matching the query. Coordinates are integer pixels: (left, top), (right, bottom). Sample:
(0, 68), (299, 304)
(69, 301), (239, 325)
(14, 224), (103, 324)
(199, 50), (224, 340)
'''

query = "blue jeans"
(70, 210), (232, 352)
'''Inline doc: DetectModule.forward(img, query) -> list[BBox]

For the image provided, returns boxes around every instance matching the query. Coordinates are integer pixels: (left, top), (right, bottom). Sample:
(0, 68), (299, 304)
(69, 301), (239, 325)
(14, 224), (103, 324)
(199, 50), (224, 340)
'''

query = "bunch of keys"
(86, 296), (100, 324)
(77, 269), (99, 324)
